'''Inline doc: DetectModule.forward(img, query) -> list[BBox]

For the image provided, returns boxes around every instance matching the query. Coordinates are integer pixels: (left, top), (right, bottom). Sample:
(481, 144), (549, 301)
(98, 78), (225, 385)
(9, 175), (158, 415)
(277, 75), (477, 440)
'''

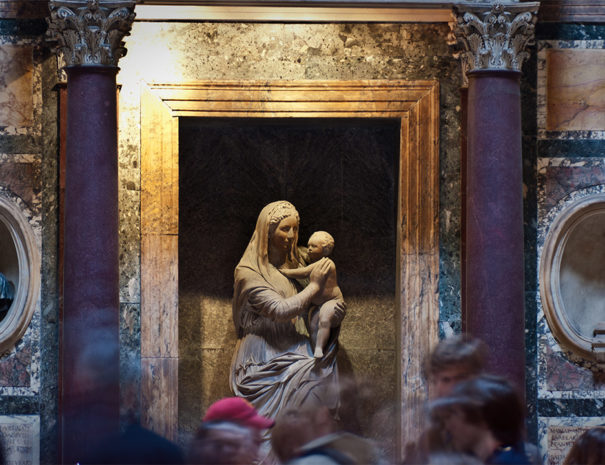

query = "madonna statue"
(230, 201), (345, 422)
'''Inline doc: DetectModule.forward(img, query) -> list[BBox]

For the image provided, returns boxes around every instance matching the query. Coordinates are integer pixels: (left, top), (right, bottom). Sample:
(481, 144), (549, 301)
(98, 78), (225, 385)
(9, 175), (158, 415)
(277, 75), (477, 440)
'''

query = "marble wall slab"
(0, 44), (33, 132)
(0, 1), (48, 19)
(0, 38), (41, 138)
(538, 40), (605, 140)
(545, 49), (605, 132)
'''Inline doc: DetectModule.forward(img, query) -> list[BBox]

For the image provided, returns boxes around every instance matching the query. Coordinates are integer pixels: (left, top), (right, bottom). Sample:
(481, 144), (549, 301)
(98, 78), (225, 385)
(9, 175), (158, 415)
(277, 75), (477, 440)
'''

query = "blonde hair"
(309, 231), (334, 256)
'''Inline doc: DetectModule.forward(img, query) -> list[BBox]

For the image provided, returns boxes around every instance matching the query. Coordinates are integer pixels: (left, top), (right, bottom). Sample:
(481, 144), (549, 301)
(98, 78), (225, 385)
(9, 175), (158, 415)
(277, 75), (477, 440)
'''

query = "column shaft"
(62, 66), (120, 463)
(466, 70), (525, 390)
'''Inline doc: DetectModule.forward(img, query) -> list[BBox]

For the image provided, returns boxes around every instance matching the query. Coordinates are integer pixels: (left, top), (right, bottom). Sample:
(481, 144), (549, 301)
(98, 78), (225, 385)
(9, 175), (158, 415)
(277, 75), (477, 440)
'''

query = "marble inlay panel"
(541, 327), (605, 393)
(120, 303), (141, 423)
(0, 153), (41, 210)
(537, 158), (605, 213)
(538, 40), (605, 140)
(0, 44), (33, 131)
(0, 162), (38, 204)
(546, 49), (605, 132)
(538, 417), (605, 465)
(0, 415), (40, 465)
(119, 188), (140, 304)
(0, 339), (32, 387)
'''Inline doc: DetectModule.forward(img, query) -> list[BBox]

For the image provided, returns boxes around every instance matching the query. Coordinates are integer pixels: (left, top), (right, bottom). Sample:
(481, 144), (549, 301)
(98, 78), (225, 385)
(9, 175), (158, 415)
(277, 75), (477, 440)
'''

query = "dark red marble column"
(61, 66), (120, 464)
(465, 70), (525, 390)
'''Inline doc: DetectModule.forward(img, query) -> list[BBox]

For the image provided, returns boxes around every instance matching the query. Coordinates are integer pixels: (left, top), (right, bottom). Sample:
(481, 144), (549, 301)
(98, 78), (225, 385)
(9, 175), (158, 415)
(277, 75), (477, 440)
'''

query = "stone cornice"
(450, 1), (539, 83)
(47, 0), (136, 67)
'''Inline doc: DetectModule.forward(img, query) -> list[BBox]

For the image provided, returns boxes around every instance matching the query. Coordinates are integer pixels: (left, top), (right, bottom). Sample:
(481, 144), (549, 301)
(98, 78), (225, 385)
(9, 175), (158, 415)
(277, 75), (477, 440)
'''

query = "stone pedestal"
(452, 1), (538, 391)
(47, 1), (135, 462)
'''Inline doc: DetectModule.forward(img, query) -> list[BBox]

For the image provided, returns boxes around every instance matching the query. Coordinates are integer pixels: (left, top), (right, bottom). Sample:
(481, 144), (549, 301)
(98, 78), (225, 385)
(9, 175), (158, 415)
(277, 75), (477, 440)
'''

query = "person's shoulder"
(488, 445), (531, 465)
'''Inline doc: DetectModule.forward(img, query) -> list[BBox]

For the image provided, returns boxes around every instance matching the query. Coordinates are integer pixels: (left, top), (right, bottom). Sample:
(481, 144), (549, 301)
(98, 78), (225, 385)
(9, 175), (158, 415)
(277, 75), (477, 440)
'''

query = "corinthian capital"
(47, 0), (136, 67)
(450, 1), (539, 80)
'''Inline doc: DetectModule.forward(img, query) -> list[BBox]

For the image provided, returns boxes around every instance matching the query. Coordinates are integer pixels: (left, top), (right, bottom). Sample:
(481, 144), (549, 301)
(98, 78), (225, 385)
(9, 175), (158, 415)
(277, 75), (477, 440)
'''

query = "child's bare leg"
(308, 307), (320, 348)
(314, 302), (337, 358)
(315, 325), (330, 358)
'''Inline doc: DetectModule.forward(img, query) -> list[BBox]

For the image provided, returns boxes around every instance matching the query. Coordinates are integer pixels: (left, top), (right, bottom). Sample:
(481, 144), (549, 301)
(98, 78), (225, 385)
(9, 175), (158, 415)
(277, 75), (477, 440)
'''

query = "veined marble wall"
(0, 18), (60, 465)
(532, 24), (605, 465)
(117, 21), (462, 446)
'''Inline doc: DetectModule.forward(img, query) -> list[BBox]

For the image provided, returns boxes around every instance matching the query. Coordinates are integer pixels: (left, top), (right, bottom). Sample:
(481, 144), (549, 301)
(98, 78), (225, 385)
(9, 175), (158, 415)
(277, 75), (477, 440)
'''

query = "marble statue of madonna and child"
(230, 200), (346, 429)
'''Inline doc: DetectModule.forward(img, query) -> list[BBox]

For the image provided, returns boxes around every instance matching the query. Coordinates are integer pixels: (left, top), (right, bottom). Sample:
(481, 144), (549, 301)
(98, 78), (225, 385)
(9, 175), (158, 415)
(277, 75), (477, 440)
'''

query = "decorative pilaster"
(450, 2), (538, 393)
(47, 2), (135, 463)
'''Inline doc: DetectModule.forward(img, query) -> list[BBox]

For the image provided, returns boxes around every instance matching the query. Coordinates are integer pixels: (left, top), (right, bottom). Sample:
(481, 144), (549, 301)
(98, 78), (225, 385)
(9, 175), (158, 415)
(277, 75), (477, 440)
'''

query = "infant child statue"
(280, 231), (344, 358)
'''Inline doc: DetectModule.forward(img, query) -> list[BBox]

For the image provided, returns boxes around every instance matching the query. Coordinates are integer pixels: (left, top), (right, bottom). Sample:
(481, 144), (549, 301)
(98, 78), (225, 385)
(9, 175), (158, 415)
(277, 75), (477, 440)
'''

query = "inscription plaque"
(547, 425), (590, 465)
(0, 416), (40, 465)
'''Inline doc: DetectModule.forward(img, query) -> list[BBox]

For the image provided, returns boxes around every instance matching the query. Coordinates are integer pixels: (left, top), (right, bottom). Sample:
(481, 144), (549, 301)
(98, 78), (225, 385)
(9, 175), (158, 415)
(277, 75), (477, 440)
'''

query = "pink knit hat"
(203, 397), (274, 429)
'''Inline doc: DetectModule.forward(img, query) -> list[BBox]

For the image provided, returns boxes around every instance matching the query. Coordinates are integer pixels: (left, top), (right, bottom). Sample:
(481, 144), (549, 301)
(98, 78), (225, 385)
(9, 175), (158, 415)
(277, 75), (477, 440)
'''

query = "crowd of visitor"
(21, 334), (596, 465)
(1, 336), (598, 465)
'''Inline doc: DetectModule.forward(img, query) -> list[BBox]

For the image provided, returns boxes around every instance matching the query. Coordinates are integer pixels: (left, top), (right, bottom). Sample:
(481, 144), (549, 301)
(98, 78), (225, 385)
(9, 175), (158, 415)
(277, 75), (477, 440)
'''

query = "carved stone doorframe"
(140, 80), (440, 452)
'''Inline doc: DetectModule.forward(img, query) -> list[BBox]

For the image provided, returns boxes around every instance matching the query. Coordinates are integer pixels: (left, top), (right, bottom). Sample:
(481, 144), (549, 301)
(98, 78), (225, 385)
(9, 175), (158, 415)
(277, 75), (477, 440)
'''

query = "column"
(451, 2), (538, 391)
(47, 1), (135, 463)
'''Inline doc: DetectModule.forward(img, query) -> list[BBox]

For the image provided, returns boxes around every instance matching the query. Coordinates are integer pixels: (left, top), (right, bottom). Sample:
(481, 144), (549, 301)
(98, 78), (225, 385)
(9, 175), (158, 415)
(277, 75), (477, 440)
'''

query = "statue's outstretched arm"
(279, 263), (316, 279)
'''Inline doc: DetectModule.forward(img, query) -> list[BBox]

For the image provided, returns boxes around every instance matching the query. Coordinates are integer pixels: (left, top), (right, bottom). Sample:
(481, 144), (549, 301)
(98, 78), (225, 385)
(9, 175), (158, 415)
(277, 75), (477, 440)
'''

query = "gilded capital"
(47, 0), (136, 67)
(450, 1), (539, 81)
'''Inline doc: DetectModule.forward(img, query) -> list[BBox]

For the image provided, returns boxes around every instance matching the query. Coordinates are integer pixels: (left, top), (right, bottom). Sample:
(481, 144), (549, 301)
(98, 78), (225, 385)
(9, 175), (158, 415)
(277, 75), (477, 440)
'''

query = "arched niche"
(540, 192), (605, 363)
(0, 196), (40, 353)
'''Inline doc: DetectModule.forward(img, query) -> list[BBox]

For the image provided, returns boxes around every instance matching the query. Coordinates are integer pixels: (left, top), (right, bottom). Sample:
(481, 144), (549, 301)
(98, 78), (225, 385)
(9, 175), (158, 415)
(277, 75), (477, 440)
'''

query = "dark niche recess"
(178, 117), (400, 438)
(179, 117), (400, 300)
